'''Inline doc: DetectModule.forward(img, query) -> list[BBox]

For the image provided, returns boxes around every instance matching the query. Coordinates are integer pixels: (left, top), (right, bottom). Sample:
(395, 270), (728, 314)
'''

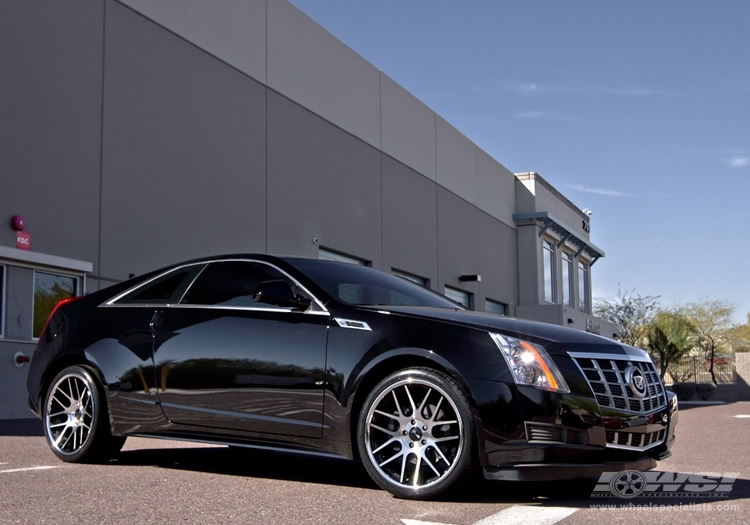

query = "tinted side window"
(180, 261), (303, 307)
(116, 265), (205, 305)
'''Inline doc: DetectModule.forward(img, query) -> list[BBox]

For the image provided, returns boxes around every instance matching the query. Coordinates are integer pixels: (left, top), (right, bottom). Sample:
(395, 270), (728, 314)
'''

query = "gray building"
(0, 0), (615, 420)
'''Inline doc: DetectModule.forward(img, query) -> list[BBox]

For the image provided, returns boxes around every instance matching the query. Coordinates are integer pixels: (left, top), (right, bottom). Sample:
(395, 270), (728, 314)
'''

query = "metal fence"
(654, 355), (735, 385)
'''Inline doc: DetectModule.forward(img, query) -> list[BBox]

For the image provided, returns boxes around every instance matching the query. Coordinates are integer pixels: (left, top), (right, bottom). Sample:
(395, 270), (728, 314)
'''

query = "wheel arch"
(346, 348), (475, 461)
(38, 354), (109, 419)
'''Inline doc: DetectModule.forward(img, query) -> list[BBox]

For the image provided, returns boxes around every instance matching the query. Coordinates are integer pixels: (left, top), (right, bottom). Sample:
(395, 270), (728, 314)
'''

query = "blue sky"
(289, 1), (750, 323)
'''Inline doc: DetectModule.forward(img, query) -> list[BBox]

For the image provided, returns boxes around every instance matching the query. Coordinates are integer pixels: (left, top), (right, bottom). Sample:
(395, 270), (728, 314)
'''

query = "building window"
(561, 251), (574, 307)
(485, 299), (507, 316)
(318, 248), (366, 266)
(578, 261), (589, 313)
(392, 269), (427, 287)
(0, 265), (5, 338)
(444, 286), (470, 309)
(542, 239), (555, 303)
(33, 271), (78, 338)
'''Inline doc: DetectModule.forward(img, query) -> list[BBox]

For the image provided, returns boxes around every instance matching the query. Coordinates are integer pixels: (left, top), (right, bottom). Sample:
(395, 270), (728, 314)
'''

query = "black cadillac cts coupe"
(27, 255), (677, 499)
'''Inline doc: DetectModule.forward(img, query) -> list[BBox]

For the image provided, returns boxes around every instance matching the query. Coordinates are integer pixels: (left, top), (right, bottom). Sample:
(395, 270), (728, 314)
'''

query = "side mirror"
(254, 280), (311, 310)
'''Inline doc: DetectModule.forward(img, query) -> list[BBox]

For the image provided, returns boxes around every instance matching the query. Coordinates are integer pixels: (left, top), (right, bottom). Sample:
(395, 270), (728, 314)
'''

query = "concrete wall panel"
(555, 200), (590, 240)
(382, 156), (438, 285)
(380, 73), (437, 181)
(100, 1), (267, 279)
(436, 188), (480, 301)
(477, 149), (516, 228)
(533, 182), (559, 220)
(0, 1), (104, 267)
(267, 0), (381, 149)
(479, 212), (518, 309)
(0, 341), (37, 418)
(117, 0), (267, 83)
(516, 225), (539, 306)
(436, 117), (478, 206)
(266, 92), (382, 267)
(736, 353), (750, 401)
(516, 304), (561, 326)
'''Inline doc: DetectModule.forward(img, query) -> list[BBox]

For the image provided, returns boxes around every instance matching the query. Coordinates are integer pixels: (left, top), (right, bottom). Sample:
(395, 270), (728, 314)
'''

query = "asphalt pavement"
(1, 402), (748, 525)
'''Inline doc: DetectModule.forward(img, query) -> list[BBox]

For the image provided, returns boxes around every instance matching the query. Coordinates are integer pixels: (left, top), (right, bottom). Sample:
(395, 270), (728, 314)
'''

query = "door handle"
(150, 310), (163, 336)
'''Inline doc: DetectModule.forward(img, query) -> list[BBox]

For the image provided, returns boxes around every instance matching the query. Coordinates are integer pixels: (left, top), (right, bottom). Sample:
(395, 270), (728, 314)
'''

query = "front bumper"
(468, 371), (678, 481)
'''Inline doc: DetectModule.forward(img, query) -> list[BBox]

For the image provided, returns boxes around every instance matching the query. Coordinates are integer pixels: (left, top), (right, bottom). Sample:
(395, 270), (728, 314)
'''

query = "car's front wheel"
(357, 367), (476, 499)
(43, 365), (125, 463)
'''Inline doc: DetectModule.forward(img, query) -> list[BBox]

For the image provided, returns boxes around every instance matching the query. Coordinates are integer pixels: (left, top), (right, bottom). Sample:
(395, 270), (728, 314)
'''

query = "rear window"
(285, 258), (458, 309)
(115, 265), (205, 305)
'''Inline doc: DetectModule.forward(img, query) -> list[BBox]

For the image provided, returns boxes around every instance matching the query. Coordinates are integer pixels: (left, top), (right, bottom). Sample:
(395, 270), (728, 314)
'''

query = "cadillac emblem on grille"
(569, 354), (667, 416)
(625, 366), (647, 399)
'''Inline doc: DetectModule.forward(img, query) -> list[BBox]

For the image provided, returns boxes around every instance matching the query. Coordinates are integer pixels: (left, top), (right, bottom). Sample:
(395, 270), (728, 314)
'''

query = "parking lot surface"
(1, 402), (748, 525)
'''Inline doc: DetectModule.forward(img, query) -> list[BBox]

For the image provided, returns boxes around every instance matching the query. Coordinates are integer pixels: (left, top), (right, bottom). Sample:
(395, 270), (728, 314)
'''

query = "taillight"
(38, 296), (82, 342)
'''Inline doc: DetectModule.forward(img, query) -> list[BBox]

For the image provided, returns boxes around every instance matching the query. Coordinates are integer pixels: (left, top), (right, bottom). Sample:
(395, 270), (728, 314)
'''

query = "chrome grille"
(525, 422), (565, 443)
(573, 356), (667, 414)
(605, 429), (666, 450)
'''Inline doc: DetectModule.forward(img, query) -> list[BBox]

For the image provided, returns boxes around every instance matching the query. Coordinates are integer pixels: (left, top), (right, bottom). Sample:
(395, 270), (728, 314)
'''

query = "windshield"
(284, 258), (461, 309)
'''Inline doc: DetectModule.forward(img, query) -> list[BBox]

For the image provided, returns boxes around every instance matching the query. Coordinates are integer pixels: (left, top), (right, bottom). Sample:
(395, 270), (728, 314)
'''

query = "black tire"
(43, 365), (125, 463)
(357, 367), (476, 500)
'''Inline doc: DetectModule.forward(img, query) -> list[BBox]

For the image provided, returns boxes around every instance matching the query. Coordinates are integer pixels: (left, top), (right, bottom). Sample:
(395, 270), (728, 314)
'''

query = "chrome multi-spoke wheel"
(43, 366), (124, 463)
(358, 368), (475, 499)
(46, 371), (95, 456)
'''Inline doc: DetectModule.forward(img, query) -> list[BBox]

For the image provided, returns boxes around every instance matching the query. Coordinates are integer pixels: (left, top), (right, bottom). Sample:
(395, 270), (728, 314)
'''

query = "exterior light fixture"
(459, 275), (481, 282)
(11, 215), (25, 231)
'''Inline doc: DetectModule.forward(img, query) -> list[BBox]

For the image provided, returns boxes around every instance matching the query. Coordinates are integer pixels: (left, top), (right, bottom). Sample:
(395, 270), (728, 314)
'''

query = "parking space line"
(471, 506), (577, 525)
(0, 466), (60, 474)
(403, 506), (577, 525)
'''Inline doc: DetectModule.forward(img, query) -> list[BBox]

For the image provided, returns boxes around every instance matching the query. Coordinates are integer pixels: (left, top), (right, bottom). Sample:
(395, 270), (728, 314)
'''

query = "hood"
(360, 305), (649, 359)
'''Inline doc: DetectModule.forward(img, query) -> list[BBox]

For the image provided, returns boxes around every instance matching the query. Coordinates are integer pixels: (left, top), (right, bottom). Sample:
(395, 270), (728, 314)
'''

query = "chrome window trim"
(102, 303), (330, 316)
(101, 258), (329, 315)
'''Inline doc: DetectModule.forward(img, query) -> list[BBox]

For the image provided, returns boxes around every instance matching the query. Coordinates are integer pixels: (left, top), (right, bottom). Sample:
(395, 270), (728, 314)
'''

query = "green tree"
(726, 312), (750, 353)
(33, 281), (75, 337)
(646, 310), (694, 380)
(593, 288), (660, 347)
(682, 300), (735, 385)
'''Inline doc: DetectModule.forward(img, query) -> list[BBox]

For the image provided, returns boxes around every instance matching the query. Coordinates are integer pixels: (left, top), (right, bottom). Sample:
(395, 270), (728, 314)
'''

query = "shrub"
(695, 382), (717, 401)
(671, 382), (696, 401)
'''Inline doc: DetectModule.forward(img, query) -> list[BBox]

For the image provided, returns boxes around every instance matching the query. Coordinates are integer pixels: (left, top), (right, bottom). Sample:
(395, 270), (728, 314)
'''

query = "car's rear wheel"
(43, 365), (125, 463)
(357, 367), (476, 500)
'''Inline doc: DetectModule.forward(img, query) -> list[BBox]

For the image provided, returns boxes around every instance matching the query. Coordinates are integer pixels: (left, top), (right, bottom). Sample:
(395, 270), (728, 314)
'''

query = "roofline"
(514, 172), (590, 222)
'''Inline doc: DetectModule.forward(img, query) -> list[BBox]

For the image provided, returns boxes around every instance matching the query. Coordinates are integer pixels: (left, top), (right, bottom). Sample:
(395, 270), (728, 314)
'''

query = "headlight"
(668, 391), (678, 415)
(489, 333), (569, 393)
